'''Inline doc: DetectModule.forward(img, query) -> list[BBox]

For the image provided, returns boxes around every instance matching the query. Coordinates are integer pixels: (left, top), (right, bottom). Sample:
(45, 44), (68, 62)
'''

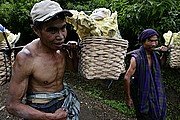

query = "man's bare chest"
(147, 55), (152, 68)
(31, 54), (66, 82)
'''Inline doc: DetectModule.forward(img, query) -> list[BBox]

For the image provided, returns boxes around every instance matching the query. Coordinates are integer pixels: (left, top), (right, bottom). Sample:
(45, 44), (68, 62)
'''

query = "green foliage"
(65, 0), (112, 12)
(111, 0), (180, 49)
(0, 0), (41, 45)
(161, 68), (180, 119)
(162, 68), (180, 93)
(1, 0), (179, 48)
(63, 0), (180, 51)
(104, 100), (135, 116)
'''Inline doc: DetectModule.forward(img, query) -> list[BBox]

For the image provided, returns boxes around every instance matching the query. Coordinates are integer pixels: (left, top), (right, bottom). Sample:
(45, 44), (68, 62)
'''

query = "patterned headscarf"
(138, 29), (159, 42)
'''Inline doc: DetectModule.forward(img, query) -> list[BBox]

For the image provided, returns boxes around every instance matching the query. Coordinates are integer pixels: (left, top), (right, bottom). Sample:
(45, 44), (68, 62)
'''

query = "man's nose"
(151, 41), (157, 46)
(56, 31), (64, 39)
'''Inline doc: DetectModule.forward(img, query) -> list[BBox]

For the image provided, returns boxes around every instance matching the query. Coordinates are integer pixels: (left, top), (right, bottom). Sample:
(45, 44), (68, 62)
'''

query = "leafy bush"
(1, 0), (179, 49)
(63, 0), (180, 50)
(111, 0), (180, 50)
(0, 0), (41, 45)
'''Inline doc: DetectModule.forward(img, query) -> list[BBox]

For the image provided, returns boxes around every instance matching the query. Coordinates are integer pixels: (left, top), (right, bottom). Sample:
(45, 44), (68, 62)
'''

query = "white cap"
(30, 0), (72, 23)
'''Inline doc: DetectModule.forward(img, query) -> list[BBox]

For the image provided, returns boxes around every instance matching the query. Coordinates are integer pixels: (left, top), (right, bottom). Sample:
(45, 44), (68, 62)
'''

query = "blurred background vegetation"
(0, 0), (180, 49)
(0, 0), (180, 119)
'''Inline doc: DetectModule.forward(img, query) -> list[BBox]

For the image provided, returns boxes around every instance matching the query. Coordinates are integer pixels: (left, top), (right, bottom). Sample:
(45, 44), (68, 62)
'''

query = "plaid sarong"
(131, 46), (166, 119)
(26, 83), (80, 120)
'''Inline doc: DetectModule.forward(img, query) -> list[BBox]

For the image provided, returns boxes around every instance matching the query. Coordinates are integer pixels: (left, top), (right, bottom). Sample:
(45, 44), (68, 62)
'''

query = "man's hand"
(159, 45), (168, 52)
(63, 41), (78, 50)
(154, 45), (169, 53)
(126, 97), (133, 109)
(53, 107), (68, 120)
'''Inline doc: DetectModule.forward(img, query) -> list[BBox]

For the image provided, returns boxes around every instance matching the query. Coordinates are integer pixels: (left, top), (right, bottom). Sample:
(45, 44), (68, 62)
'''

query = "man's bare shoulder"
(15, 39), (39, 64)
(130, 56), (136, 62)
(129, 56), (136, 69)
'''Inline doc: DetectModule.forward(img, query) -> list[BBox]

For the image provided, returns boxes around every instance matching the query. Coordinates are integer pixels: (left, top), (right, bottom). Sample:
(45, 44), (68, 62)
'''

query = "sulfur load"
(0, 27), (19, 85)
(66, 8), (128, 80)
(66, 8), (122, 40)
(163, 31), (180, 68)
(0, 28), (19, 44)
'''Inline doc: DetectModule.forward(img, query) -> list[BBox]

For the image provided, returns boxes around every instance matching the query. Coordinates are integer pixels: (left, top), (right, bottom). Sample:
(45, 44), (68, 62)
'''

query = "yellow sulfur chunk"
(66, 8), (122, 40)
(163, 31), (180, 46)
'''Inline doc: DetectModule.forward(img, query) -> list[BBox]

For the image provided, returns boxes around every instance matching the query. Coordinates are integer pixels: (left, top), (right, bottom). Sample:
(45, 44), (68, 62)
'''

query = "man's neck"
(38, 40), (56, 54)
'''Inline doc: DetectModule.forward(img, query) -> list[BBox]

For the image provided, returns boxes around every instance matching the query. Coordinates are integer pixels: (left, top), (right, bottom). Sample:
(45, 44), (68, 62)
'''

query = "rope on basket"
(1, 48), (12, 85)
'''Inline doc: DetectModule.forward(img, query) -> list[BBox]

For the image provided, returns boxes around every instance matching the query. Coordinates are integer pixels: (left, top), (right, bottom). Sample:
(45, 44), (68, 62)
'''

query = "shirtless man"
(124, 29), (167, 120)
(6, 0), (80, 119)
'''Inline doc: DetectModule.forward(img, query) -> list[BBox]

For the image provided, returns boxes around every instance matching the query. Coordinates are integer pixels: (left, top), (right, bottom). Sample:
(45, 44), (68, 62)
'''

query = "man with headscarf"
(124, 28), (167, 120)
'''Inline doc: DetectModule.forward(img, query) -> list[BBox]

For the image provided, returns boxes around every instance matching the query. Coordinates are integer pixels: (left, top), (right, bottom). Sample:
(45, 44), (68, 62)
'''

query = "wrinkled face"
(143, 35), (158, 52)
(39, 18), (67, 50)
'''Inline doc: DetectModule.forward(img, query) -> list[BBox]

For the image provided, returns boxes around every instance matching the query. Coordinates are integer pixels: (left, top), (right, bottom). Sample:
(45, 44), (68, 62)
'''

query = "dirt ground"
(0, 71), (179, 120)
(0, 81), (135, 120)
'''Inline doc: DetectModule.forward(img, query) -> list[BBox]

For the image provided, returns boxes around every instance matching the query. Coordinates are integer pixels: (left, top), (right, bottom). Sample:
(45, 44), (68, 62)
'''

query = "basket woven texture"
(169, 44), (180, 68)
(0, 42), (14, 85)
(79, 36), (128, 80)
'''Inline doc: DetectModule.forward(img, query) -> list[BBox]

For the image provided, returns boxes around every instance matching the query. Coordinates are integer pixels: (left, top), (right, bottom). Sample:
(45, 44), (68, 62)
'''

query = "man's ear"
(33, 26), (41, 37)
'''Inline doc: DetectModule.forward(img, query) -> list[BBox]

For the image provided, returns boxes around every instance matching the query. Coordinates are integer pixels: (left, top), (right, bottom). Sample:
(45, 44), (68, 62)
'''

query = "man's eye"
(151, 40), (158, 42)
(61, 27), (66, 32)
(60, 24), (66, 30)
(51, 30), (57, 34)
(149, 39), (158, 42)
(47, 29), (57, 34)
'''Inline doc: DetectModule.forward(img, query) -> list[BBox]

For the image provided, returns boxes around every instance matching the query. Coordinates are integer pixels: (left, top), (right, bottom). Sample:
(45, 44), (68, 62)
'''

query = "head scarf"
(138, 29), (159, 42)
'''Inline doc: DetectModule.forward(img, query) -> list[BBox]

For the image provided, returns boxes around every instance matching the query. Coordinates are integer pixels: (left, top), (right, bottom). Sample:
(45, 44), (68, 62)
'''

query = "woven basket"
(79, 36), (128, 80)
(169, 44), (180, 68)
(0, 42), (14, 85)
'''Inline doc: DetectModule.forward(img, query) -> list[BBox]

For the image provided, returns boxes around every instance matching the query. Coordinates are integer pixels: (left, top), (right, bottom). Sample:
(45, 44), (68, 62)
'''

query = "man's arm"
(65, 41), (79, 73)
(6, 50), (67, 120)
(124, 57), (136, 108)
(159, 45), (168, 66)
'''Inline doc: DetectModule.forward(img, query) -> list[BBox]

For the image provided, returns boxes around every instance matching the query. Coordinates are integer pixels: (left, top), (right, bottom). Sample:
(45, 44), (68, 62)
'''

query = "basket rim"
(83, 36), (126, 41)
(81, 36), (128, 46)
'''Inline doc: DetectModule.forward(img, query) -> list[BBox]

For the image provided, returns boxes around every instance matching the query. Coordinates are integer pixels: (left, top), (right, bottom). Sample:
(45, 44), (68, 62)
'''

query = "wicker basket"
(169, 44), (180, 68)
(0, 42), (14, 85)
(79, 36), (128, 80)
